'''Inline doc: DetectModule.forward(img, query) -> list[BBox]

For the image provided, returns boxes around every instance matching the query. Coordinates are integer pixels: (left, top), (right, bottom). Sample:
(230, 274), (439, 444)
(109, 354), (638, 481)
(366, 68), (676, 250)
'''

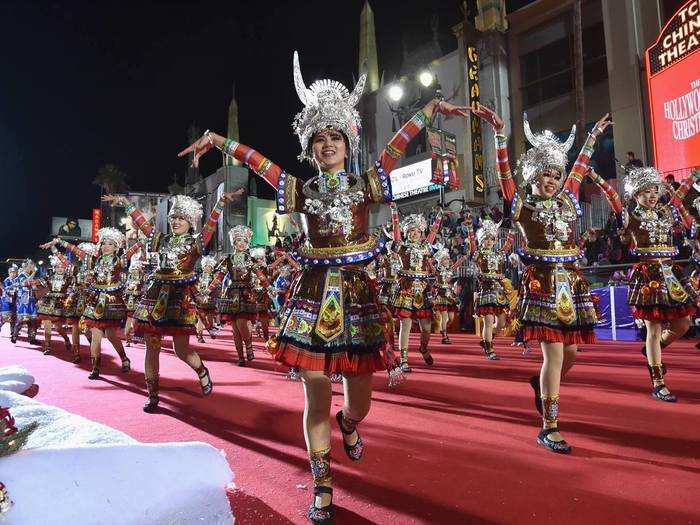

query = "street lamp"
(418, 70), (434, 87)
(387, 83), (404, 102)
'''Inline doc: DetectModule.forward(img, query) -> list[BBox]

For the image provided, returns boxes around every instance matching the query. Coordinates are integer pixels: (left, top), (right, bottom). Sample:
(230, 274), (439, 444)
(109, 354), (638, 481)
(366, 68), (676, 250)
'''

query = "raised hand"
(591, 113), (613, 136)
(221, 188), (245, 203)
(470, 104), (504, 131)
(437, 101), (471, 118)
(178, 133), (215, 168)
(39, 239), (58, 249)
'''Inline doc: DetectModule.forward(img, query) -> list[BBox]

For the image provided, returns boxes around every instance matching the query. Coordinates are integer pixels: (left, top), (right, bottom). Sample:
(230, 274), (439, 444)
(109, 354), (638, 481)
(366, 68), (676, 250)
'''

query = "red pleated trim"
(475, 306), (507, 316)
(632, 304), (696, 321)
(37, 314), (67, 322)
(221, 313), (258, 322)
(523, 326), (597, 345)
(134, 323), (196, 336)
(270, 341), (383, 375)
(394, 308), (433, 319)
(434, 305), (459, 312)
(83, 319), (122, 329)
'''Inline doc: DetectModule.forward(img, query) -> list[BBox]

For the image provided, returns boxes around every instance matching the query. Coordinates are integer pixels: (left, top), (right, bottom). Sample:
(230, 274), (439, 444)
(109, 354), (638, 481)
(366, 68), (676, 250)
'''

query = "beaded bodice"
(475, 249), (505, 276)
(398, 242), (431, 274)
(48, 270), (71, 293)
(151, 232), (201, 277)
(625, 204), (678, 257)
(89, 255), (124, 287)
(514, 191), (581, 262)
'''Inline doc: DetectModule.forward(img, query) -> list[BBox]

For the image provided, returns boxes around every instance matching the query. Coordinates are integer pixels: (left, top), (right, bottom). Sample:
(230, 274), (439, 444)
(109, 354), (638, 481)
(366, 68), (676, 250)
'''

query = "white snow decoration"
(0, 391), (135, 448)
(2, 443), (234, 525)
(0, 365), (35, 394)
(0, 391), (235, 524)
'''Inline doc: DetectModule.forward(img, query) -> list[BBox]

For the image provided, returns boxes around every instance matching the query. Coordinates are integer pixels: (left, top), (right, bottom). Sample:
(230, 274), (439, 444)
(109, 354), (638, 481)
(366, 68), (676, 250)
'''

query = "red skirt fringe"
(270, 340), (384, 376)
(523, 326), (597, 345)
(632, 304), (696, 321)
(221, 312), (258, 322)
(83, 319), (122, 329)
(394, 308), (433, 319)
(475, 306), (507, 316)
(37, 314), (67, 323)
(134, 322), (196, 336)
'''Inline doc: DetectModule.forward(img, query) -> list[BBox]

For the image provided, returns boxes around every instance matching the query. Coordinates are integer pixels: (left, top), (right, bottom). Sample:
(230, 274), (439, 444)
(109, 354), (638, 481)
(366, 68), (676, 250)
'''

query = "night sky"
(0, 0), (532, 263)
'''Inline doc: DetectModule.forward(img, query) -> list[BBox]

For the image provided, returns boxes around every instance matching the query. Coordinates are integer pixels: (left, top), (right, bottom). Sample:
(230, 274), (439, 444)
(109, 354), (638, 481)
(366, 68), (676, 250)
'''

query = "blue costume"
(1, 269), (19, 331)
(11, 263), (40, 344)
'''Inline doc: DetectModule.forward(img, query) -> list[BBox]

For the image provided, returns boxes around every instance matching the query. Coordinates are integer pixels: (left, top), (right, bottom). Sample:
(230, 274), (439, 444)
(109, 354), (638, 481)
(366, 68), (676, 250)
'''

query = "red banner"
(91, 208), (101, 242)
(645, 0), (700, 176)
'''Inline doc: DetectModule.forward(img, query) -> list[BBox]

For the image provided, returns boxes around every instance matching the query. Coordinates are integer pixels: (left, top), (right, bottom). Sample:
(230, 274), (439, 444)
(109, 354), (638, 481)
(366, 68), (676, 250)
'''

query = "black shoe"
(196, 334), (205, 343)
(420, 349), (434, 365)
(197, 365), (213, 396)
(529, 375), (543, 415)
(537, 428), (572, 454)
(336, 410), (364, 461)
(88, 368), (100, 380)
(651, 385), (677, 403)
(121, 358), (131, 373)
(28, 337), (39, 346)
(143, 396), (159, 413)
(237, 357), (246, 367)
(307, 486), (333, 525)
(42, 343), (51, 355)
(246, 348), (255, 361)
(72, 354), (81, 364)
(400, 362), (412, 373)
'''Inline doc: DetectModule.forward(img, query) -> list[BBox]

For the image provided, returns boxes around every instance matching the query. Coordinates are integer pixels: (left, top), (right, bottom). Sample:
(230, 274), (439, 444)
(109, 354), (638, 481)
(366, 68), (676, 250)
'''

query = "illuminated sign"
(467, 45), (485, 198)
(390, 158), (441, 200)
(91, 208), (101, 242)
(646, 0), (700, 175)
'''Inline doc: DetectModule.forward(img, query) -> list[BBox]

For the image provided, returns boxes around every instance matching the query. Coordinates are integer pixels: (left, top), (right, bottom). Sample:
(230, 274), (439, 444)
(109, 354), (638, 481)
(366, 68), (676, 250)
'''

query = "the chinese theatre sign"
(645, 0), (700, 174)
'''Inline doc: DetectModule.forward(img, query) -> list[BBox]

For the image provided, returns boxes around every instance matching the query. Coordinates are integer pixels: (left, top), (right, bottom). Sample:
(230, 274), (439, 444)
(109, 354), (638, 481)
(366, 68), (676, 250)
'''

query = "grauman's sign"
(647, 0), (700, 74)
(646, 0), (700, 174)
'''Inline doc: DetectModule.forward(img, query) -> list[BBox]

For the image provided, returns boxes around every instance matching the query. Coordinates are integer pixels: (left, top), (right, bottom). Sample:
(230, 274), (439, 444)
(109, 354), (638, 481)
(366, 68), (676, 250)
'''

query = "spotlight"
(387, 84), (404, 102)
(418, 70), (434, 87)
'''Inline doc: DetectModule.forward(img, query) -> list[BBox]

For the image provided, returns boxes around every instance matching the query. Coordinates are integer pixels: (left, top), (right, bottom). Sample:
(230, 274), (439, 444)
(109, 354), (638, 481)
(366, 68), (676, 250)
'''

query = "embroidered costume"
(11, 260), (41, 345)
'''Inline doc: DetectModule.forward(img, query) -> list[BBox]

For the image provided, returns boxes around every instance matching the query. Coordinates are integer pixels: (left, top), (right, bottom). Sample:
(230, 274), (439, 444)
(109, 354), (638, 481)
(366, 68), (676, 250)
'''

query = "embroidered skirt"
(82, 286), (126, 329)
(377, 278), (397, 307)
(16, 296), (38, 321)
(218, 284), (258, 322)
(433, 285), (459, 312)
(63, 286), (88, 324)
(475, 276), (509, 316)
(270, 265), (385, 375)
(628, 260), (696, 321)
(37, 291), (69, 321)
(389, 273), (434, 319)
(133, 279), (198, 335)
(518, 263), (597, 344)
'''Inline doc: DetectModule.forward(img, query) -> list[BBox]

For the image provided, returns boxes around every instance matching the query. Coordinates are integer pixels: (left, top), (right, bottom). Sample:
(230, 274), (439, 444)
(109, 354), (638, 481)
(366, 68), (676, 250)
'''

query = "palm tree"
(93, 164), (130, 227)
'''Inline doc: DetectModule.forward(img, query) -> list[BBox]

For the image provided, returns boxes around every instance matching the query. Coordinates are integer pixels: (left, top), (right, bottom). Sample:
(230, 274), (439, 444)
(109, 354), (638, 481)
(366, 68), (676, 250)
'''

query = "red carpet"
(2, 326), (699, 524)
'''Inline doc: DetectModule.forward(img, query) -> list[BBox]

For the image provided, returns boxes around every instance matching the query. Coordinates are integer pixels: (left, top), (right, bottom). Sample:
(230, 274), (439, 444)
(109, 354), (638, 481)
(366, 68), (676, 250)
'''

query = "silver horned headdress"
(292, 51), (366, 163)
(516, 113), (576, 184)
(401, 214), (428, 236)
(249, 246), (266, 260)
(200, 255), (217, 269)
(228, 225), (253, 247)
(477, 220), (500, 244)
(97, 227), (125, 249)
(623, 167), (666, 201)
(169, 195), (203, 228)
(8, 264), (19, 273)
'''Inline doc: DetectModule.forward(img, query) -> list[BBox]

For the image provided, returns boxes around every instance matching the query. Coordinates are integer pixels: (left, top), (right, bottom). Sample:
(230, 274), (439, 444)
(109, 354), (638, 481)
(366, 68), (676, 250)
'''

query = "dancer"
(35, 250), (73, 355)
(11, 260), (40, 346)
(472, 219), (514, 360)
(250, 246), (273, 342)
(48, 229), (140, 379)
(195, 255), (219, 343)
(0, 265), (19, 335)
(389, 203), (443, 372)
(62, 242), (98, 362)
(432, 247), (465, 345)
(210, 226), (261, 366)
(474, 105), (611, 454)
(177, 51), (464, 523)
(124, 252), (147, 347)
(589, 166), (696, 402)
(103, 191), (241, 412)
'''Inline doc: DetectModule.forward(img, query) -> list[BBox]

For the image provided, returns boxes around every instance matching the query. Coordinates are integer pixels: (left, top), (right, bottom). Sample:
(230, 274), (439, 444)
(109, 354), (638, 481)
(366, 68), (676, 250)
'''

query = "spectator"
(624, 151), (644, 171)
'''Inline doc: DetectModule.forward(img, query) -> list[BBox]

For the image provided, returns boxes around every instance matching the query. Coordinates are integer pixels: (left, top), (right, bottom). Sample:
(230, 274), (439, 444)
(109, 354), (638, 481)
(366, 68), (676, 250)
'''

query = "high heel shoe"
(307, 486), (333, 525)
(197, 365), (213, 396)
(88, 357), (101, 380)
(336, 410), (364, 461)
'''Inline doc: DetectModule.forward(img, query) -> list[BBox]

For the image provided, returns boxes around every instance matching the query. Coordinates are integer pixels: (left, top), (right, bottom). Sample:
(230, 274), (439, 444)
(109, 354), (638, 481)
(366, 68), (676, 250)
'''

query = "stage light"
(387, 84), (404, 102)
(418, 70), (434, 87)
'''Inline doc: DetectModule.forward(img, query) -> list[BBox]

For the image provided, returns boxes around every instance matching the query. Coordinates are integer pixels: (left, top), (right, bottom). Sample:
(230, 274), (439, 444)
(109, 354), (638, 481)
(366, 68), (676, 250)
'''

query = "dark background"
(0, 0), (535, 262)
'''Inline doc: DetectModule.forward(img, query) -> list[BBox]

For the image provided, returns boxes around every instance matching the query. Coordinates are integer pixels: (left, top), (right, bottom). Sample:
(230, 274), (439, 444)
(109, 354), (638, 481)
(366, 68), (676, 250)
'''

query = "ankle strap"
(313, 485), (333, 496)
(539, 427), (559, 437)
